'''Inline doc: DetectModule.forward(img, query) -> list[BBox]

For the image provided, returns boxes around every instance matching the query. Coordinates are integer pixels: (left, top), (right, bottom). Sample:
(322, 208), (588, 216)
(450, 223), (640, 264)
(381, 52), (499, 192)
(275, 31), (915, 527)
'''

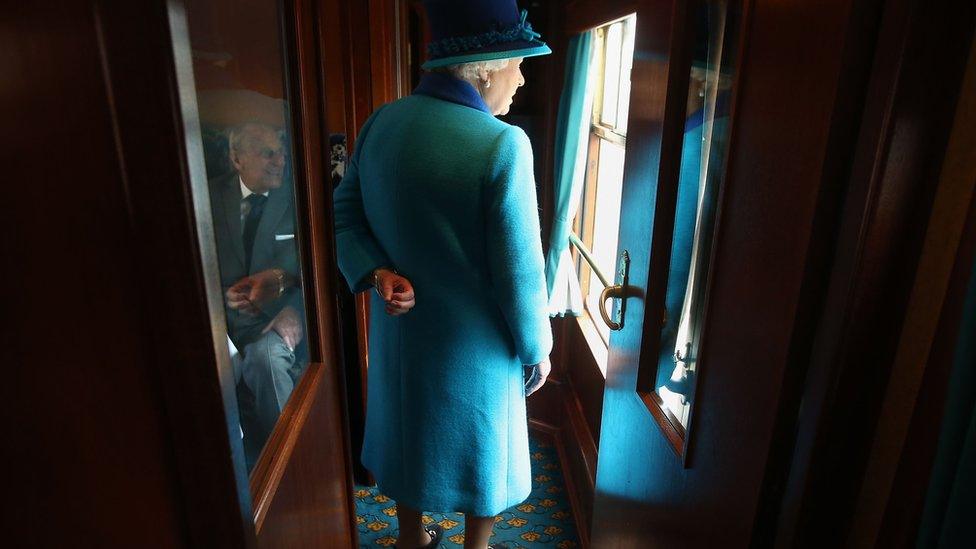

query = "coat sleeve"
(333, 106), (393, 293)
(484, 126), (553, 366)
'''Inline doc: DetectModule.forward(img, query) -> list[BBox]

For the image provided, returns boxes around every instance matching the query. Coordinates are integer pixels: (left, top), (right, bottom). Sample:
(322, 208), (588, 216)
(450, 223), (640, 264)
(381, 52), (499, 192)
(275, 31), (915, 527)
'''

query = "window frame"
(575, 16), (635, 349)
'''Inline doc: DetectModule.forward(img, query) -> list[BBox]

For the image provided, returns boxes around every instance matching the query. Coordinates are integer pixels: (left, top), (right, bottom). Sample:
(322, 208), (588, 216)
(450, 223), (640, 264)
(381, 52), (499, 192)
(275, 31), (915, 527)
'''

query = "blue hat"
(422, 0), (551, 70)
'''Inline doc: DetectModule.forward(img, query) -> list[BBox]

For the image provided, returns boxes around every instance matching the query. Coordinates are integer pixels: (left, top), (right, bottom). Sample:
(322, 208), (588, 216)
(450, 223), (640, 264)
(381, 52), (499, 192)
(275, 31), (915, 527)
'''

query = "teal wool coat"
(333, 72), (552, 516)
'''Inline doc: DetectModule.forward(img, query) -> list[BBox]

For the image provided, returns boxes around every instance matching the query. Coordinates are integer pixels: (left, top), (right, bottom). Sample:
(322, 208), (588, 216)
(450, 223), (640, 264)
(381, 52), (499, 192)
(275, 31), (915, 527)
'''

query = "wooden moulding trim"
(638, 389), (686, 459)
(563, 383), (598, 486)
(528, 417), (592, 548)
(564, 0), (638, 35)
(528, 417), (560, 435)
(556, 431), (592, 549)
(529, 364), (599, 546)
(249, 362), (325, 532)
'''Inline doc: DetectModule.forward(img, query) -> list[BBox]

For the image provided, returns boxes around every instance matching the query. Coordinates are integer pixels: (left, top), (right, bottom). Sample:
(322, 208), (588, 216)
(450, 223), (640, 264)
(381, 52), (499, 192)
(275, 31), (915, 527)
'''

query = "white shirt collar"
(239, 176), (269, 199)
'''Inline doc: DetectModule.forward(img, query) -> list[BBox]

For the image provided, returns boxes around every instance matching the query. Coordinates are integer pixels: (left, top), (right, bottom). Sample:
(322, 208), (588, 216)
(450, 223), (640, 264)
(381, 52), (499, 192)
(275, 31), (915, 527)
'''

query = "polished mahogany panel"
(248, 0), (358, 544)
(254, 363), (354, 547)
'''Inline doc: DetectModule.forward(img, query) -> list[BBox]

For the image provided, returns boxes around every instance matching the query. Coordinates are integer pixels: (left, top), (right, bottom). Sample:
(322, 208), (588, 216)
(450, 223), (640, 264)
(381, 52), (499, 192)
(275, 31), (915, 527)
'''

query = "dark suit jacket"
(208, 171), (303, 348)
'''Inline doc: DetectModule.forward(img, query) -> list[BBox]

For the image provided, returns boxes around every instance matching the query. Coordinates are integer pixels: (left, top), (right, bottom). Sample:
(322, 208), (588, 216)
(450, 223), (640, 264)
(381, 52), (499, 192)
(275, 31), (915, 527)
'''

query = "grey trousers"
(232, 329), (305, 470)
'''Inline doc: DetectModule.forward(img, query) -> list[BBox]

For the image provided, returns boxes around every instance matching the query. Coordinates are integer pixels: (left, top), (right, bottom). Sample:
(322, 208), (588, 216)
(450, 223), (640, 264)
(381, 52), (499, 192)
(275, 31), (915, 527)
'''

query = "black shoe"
(395, 523), (444, 549)
(423, 523), (444, 548)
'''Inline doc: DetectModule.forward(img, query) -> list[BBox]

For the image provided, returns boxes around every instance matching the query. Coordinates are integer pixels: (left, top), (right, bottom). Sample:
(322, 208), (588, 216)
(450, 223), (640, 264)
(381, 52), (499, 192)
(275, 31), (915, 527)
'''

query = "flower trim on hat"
(427, 9), (542, 59)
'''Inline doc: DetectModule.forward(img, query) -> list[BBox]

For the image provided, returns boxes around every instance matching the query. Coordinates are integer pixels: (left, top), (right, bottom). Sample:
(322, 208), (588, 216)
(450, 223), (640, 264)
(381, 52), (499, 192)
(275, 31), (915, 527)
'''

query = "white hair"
(228, 122), (281, 153)
(438, 58), (511, 82)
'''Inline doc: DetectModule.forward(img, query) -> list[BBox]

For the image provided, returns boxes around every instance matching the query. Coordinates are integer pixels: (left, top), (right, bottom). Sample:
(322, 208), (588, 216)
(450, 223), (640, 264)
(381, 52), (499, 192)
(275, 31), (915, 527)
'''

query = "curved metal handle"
(599, 284), (626, 331)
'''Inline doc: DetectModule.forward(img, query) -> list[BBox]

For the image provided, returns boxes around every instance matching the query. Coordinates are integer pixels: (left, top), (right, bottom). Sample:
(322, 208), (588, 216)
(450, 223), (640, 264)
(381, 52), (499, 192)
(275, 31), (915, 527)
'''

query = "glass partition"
(185, 0), (310, 472)
(653, 0), (740, 432)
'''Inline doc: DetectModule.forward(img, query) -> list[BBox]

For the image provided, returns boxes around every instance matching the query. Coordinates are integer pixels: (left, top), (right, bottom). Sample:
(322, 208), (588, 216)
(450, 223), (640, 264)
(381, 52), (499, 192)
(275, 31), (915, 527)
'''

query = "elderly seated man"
(209, 121), (307, 469)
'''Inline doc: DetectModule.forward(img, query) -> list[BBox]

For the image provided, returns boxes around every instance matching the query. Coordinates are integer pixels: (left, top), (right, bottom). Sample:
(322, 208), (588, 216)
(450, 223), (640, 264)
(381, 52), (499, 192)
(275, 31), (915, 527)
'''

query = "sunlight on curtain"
(546, 32), (596, 317)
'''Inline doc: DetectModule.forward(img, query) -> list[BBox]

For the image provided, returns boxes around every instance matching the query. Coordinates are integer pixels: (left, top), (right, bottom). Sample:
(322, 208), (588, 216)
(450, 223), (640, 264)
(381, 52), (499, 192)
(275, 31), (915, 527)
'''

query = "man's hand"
(225, 281), (259, 316)
(525, 357), (552, 397)
(226, 269), (286, 315)
(373, 268), (416, 316)
(261, 306), (303, 350)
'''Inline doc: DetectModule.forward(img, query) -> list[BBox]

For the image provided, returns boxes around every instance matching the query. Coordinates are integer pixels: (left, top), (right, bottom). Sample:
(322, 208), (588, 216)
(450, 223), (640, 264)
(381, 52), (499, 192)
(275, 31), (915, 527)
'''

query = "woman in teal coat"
(332, 2), (553, 548)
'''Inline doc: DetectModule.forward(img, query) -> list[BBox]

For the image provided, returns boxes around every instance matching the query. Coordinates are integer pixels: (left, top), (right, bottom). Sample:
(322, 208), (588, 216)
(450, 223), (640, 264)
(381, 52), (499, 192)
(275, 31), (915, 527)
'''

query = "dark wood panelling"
(255, 363), (354, 547)
(5, 0), (252, 546)
(774, 0), (976, 545)
(368, 0), (404, 105)
(560, 319), (606, 442)
(525, 371), (565, 426)
(9, 0), (361, 546)
(850, 29), (976, 547)
(877, 36), (976, 545)
(318, 0), (348, 133)
(562, 390), (598, 540)
(505, 0), (557, 189)
(539, 0), (567, 253)
(878, 181), (976, 548)
(345, 0), (374, 135)
(528, 317), (603, 545)
(318, 0), (372, 494)
(186, 0), (287, 99)
(334, 0), (411, 493)
(249, 0), (358, 545)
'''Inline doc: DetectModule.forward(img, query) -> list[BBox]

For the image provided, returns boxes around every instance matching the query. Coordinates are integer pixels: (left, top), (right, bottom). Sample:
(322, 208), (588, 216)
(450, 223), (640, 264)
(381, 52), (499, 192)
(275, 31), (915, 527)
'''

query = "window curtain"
(545, 32), (594, 317)
(916, 249), (976, 548)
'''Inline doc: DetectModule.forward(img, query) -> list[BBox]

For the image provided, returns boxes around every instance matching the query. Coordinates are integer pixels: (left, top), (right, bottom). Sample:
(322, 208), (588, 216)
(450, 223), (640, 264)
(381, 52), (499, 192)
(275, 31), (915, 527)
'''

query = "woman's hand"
(374, 268), (416, 316)
(524, 357), (551, 397)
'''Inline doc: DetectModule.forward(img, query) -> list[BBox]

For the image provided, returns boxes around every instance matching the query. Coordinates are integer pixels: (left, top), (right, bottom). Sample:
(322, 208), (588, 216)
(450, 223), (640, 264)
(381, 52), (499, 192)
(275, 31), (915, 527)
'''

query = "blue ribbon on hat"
(427, 9), (542, 59)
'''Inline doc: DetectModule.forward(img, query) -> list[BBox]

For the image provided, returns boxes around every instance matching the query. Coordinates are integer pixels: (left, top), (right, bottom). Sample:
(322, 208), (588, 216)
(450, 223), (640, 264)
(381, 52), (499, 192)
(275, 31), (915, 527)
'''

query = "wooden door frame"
(166, 0), (361, 545)
(74, 1), (257, 545)
(589, 0), (899, 545)
(249, 0), (359, 544)
(10, 0), (359, 546)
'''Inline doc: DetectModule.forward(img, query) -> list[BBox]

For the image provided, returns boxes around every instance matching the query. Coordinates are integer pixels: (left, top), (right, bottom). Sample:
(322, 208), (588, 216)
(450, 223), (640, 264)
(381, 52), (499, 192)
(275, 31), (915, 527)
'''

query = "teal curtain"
(545, 32), (593, 317)
(917, 248), (976, 548)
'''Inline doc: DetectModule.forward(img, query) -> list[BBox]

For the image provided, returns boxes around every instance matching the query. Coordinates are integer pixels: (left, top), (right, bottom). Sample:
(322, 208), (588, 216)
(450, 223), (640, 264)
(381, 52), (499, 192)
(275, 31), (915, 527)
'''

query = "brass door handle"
(599, 284), (626, 331)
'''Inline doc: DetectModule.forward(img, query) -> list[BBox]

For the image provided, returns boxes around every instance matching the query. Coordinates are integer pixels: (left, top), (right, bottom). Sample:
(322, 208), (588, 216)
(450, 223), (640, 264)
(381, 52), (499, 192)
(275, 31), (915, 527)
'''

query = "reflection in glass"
(655, 0), (739, 428)
(186, 0), (309, 471)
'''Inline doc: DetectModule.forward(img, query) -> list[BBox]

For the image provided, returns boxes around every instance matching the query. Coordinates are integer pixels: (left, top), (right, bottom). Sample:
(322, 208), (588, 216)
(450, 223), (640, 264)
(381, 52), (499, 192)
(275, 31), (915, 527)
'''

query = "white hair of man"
(438, 58), (511, 83)
(227, 121), (282, 154)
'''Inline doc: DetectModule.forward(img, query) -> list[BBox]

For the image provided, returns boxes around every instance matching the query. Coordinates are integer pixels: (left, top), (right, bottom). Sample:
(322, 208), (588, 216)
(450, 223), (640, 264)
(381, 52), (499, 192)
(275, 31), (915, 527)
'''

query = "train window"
(649, 0), (740, 436)
(184, 0), (311, 472)
(574, 15), (638, 352)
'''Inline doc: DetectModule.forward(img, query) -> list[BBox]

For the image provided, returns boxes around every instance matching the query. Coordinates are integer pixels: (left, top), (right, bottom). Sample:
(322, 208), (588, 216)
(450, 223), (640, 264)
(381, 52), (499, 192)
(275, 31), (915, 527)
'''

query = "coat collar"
(413, 71), (492, 115)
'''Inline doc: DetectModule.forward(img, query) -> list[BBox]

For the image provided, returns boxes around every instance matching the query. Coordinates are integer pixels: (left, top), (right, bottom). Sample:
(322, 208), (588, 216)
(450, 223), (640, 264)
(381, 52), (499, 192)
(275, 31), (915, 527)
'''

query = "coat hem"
(366, 473), (532, 517)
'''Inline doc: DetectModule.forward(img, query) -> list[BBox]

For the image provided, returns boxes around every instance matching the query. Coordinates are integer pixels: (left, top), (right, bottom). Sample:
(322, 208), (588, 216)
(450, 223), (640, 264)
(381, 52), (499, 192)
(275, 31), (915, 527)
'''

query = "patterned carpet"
(354, 434), (580, 548)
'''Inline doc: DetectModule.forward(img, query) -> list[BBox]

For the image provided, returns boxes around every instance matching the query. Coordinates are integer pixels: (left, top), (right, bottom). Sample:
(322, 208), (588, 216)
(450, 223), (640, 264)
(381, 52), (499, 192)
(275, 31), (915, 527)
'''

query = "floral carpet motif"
(355, 434), (579, 548)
